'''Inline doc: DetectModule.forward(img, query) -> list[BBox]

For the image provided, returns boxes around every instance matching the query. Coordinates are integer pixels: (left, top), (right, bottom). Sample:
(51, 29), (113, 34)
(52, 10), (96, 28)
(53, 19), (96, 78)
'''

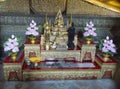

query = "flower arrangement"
(25, 20), (39, 44)
(3, 35), (22, 55)
(83, 21), (97, 44)
(25, 20), (39, 38)
(83, 21), (97, 38)
(99, 36), (116, 56)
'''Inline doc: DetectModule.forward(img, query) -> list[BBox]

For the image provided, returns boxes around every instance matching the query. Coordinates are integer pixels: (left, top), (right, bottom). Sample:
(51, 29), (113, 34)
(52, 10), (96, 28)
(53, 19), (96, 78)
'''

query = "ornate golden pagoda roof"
(54, 9), (64, 27)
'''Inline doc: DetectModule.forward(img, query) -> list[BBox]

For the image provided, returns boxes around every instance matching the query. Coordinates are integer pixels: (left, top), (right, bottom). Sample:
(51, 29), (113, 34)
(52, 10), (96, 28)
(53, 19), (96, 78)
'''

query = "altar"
(3, 9), (118, 81)
(3, 51), (117, 81)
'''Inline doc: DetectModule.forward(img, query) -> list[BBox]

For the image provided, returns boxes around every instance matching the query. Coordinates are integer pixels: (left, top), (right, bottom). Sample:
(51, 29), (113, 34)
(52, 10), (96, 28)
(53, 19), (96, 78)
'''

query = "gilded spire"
(45, 14), (48, 23)
(43, 14), (49, 28)
(54, 9), (64, 27)
(69, 14), (72, 28)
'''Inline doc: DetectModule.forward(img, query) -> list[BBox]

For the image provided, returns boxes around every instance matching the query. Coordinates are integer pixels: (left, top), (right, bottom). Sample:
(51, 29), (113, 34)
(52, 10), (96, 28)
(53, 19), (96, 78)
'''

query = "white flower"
(106, 36), (109, 40)
(30, 20), (37, 27)
(11, 35), (15, 39)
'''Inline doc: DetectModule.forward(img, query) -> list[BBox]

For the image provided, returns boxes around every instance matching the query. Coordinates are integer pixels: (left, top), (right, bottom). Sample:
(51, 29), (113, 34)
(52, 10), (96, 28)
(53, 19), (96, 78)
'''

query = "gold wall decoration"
(23, 69), (101, 80)
(67, 0), (120, 17)
(95, 55), (117, 78)
(85, 0), (120, 13)
(31, 0), (67, 14)
(0, 0), (30, 14)
(41, 50), (80, 61)
(0, 0), (120, 17)
(24, 44), (40, 58)
(4, 62), (23, 80)
(80, 44), (96, 62)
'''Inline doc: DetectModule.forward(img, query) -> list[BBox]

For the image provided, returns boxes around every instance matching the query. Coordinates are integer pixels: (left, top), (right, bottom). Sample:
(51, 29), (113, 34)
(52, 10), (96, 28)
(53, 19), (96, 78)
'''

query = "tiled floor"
(0, 79), (118, 89)
(0, 63), (120, 89)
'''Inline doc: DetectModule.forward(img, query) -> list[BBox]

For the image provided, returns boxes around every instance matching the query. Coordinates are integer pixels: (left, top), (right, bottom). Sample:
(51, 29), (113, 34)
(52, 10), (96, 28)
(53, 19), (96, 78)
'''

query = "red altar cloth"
(4, 52), (24, 63)
(25, 38), (40, 44)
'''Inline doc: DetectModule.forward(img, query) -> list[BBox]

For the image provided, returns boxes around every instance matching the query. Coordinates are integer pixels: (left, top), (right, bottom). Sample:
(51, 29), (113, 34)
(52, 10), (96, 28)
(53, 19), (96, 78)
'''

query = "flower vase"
(103, 54), (110, 62)
(11, 53), (17, 61)
(86, 37), (92, 44)
(30, 37), (36, 44)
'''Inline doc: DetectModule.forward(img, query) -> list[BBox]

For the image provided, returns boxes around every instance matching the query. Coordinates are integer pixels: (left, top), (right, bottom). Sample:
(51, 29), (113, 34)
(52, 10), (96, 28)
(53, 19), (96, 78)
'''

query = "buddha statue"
(54, 9), (64, 28)
(52, 9), (67, 36)
(43, 15), (51, 50)
(51, 28), (68, 50)
(50, 10), (68, 50)
(67, 15), (75, 49)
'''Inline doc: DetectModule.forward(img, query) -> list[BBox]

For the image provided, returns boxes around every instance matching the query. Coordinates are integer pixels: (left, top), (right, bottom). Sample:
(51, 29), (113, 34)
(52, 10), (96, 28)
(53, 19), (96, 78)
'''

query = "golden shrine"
(3, 10), (117, 81)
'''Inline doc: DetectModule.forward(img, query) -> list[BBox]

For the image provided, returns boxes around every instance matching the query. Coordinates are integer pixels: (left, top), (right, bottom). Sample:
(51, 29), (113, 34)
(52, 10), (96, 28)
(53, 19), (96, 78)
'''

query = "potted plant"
(99, 36), (116, 62)
(3, 35), (22, 61)
(83, 21), (97, 44)
(25, 20), (39, 44)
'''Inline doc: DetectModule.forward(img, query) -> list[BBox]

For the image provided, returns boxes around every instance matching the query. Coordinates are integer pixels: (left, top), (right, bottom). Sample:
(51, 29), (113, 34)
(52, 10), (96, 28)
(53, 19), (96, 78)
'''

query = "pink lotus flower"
(4, 46), (11, 51)
(33, 31), (39, 36)
(110, 47), (116, 53)
(83, 32), (89, 37)
(84, 27), (89, 31)
(102, 47), (109, 53)
(25, 31), (31, 35)
(12, 47), (19, 53)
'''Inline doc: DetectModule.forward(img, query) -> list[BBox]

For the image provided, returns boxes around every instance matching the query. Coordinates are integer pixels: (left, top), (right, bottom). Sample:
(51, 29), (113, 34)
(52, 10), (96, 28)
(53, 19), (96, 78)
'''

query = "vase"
(30, 37), (36, 44)
(86, 37), (92, 44)
(11, 53), (17, 61)
(103, 54), (110, 62)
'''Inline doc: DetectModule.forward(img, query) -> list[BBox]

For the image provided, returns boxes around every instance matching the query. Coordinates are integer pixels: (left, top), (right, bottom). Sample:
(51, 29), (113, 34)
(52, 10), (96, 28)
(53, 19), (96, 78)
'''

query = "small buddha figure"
(43, 16), (51, 50)
(44, 22), (51, 43)
(67, 15), (75, 50)
(51, 28), (68, 50)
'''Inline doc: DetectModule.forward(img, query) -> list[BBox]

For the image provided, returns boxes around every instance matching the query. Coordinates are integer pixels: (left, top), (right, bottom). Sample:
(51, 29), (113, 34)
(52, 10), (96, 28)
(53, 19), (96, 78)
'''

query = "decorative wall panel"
(67, 0), (120, 17)
(31, 0), (66, 15)
(0, 0), (30, 14)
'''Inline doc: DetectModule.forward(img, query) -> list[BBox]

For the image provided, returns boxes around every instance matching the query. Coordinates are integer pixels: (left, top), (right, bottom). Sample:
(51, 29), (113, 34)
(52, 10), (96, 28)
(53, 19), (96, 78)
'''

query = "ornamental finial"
(43, 14), (49, 28)
(69, 14), (72, 28)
